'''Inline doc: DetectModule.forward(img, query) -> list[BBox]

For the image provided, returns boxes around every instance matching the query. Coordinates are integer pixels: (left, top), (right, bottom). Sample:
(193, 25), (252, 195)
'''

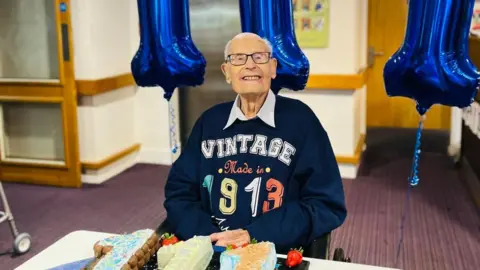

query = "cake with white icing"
(156, 236), (213, 270)
(156, 240), (184, 269)
(85, 229), (160, 270)
(219, 242), (277, 270)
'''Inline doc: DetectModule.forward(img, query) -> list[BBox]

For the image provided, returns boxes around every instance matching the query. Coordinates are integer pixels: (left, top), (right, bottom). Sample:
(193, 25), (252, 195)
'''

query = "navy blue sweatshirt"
(164, 95), (346, 252)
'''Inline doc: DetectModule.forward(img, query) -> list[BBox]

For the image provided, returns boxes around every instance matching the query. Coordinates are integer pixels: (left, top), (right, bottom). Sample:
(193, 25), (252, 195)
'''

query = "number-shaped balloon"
(132, 0), (206, 101)
(436, 0), (479, 108)
(383, 0), (479, 115)
(131, 0), (159, 87)
(240, 0), (310, 94)
(452, 0), (480, 85)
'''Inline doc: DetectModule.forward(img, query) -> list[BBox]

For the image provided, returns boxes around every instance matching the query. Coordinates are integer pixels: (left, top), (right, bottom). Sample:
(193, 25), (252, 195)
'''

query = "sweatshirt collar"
(224, 90), (276, 130)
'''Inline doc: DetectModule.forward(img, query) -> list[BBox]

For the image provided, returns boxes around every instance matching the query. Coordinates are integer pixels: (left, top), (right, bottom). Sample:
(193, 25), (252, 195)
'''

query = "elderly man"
(163, 33), (346, 253)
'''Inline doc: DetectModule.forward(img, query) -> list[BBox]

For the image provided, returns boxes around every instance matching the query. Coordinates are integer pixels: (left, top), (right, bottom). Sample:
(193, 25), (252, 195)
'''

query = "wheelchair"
(156, 219), (351, 262)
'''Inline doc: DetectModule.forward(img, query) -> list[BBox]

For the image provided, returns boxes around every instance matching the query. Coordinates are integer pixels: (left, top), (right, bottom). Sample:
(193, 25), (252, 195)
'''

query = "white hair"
(224, 32), (273, 59)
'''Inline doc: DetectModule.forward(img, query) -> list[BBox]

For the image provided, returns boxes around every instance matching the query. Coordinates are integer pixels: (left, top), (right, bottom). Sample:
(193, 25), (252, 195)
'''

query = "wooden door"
(367, 0), (451, 130)
(0, 0), (81, 187)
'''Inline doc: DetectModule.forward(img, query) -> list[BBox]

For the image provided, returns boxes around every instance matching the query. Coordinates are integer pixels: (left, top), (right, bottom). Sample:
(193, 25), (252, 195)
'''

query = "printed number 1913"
(219, 177), (284, 216)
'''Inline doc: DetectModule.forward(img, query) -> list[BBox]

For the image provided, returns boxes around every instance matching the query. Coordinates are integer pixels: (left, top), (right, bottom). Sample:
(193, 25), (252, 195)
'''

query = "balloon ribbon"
(169, 100), (179, 154)
(395, 116), (424, 267)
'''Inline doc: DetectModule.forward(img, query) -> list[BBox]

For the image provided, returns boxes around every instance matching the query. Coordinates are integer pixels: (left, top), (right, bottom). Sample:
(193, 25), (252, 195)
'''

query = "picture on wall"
(471, 0), (480, 37)
(292, 0), (330, 48)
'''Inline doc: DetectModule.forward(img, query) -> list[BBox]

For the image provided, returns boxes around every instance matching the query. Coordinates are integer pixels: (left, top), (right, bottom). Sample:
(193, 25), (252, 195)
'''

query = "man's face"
(221, 35), (277, 96)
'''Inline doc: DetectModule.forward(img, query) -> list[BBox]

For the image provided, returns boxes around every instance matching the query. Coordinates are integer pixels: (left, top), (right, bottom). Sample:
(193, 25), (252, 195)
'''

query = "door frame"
(0, 0), (81, 187)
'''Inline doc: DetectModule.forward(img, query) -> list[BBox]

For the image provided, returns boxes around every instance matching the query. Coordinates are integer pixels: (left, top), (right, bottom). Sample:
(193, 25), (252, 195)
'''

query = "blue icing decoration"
(93, 229), (155, 270)
(219, 242), (277, 270)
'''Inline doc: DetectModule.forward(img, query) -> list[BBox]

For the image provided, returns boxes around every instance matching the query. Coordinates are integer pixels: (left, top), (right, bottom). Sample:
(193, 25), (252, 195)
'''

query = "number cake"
(84, 229), (160, 270)
(219, 242), (277, 270)
(155, 234), (277, 270)
(156, 235), (214, 270)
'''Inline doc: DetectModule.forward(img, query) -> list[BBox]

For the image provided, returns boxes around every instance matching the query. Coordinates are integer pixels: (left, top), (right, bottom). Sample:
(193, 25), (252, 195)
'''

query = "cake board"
(142, 249), (310, 270)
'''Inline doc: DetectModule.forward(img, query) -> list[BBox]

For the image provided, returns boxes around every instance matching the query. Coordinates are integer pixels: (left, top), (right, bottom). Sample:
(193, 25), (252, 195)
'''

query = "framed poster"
(471, 1), (480, 37)
(293, 0), (330, 48)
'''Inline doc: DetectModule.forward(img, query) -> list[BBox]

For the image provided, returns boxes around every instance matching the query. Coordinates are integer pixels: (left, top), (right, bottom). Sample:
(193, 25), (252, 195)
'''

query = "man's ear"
(221, 63), (231, 84)
(270, 58), (278, 79)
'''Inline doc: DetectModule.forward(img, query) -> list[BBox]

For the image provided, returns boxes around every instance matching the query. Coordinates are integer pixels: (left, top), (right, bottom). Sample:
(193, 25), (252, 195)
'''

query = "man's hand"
(210, 229), (250, 247)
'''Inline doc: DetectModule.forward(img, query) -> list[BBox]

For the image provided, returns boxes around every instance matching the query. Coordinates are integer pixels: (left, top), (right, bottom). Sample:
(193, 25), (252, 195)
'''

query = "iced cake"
(220, 242), (277, 270)
(84, 229), (160, 270)
(156, 235), (213, 270)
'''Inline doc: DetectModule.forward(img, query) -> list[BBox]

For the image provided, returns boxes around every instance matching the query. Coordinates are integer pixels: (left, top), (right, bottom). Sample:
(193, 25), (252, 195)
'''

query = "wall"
(301, 0), (366, 75)
(127, 0), (181, 165)
(280, 0), (368, 178)
(449, 3), (480, 157)
(71, 0), (178, 184)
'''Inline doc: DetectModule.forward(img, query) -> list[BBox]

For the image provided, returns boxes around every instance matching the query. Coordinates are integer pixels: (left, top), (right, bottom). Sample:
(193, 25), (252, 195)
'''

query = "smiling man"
(163, 33), (346, 253)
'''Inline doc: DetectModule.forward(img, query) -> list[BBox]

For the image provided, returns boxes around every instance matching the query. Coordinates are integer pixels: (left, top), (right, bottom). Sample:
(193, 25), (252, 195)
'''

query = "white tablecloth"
(15, 230), (400, 270)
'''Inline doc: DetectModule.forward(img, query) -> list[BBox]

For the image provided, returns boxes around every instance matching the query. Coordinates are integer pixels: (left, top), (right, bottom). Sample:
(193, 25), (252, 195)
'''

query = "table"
(15, 230), (400, 270)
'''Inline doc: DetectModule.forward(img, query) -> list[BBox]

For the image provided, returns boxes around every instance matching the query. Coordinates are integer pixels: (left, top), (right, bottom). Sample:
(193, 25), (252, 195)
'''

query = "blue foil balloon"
(151, 0), (206, 101)
(131, 0), (158, 87)
(384, 0), (479, 115)
(239, 0), (310, 94)
(438, 0), (479, 107)
(454, 0), (480, 89)
(132, 0), (206, 101)
(383, 0), (447, 115)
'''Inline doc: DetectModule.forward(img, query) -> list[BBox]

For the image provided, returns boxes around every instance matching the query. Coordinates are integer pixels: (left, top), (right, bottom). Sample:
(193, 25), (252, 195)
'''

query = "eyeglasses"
(225, 52), (271, 66)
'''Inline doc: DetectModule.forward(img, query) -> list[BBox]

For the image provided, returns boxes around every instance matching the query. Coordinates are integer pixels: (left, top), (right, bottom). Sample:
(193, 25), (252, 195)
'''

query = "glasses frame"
(225, 52), (272, 66)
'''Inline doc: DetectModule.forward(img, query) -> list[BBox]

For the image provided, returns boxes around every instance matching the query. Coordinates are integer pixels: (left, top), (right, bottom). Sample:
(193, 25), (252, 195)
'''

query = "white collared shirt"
(224, 89), (276, 130)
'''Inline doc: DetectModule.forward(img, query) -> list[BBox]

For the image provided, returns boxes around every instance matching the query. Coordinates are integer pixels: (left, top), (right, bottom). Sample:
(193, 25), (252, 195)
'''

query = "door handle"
(61, 23), (70, 62)
(368, 46), (384, 68)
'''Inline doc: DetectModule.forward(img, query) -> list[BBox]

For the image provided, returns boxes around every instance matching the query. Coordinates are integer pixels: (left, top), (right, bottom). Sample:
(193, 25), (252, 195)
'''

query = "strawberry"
(226, 244), (238, 250)
(286, 247), (303, 268)
(161, 233), (179, 246)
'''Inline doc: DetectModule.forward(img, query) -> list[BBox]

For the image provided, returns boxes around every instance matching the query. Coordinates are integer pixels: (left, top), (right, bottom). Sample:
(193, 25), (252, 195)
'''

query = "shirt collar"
(224, 89), (276, 130)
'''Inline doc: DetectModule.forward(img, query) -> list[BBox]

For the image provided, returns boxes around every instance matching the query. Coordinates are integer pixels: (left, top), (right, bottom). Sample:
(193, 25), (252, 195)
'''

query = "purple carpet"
(0, 128), (479, 270)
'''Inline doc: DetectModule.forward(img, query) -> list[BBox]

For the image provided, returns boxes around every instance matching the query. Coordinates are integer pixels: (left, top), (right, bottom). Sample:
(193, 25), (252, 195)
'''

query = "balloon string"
(394, 116), (424, 268)
(394, 181), (412, 268)
(168, 100), (178, 154)
(409, 116), (424, 187)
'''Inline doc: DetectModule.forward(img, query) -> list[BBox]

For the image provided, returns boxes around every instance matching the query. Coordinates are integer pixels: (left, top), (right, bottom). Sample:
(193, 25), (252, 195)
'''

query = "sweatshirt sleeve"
(164, 114), (221, 240)
(244, 112), (346, 251)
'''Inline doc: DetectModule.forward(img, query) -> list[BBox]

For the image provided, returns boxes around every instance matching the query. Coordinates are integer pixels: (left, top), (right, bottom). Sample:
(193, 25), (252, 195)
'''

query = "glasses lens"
(230, 54), (247, 65)
(228, 53), (270, 66)
(252, 52), (269, 64)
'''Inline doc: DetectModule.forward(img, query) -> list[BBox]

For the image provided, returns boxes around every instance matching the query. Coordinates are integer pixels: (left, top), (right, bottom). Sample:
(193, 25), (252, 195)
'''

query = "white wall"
(72, 0), (176, 183)
(281, 0), (368, 178)
(127, 0), (181, 165)
(301, 0), (365, 74)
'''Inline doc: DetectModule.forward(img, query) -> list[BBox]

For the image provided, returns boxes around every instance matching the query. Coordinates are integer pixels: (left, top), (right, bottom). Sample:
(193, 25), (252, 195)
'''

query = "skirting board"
(82, 151), (139, 184)
(338, 163), (359, 179)
(81, 148), (174, 184)
(137, 147), (175, 165)
(337, 139), (366, 180)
